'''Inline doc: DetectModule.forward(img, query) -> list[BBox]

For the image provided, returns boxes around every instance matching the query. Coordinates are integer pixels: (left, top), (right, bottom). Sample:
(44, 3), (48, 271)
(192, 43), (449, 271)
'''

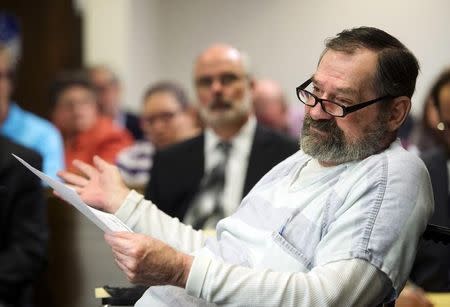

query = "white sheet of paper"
(13, 154), (132, 233)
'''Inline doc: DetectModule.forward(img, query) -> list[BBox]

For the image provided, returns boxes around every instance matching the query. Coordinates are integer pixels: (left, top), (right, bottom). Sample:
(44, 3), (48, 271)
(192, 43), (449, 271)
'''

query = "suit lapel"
(187, 134), (205, 191)
(176, 134), (205, 218)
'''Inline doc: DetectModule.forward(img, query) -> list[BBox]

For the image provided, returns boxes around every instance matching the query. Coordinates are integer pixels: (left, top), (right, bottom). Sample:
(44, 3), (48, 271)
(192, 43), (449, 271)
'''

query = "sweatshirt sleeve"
(115, 190), (207, 253)
(186, 256), (392, 306)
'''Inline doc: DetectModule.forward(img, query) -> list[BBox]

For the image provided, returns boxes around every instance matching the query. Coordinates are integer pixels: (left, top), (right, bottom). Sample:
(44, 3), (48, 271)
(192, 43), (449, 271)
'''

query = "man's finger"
(107, 231), (136, 240)
(93, 155), (111, 172)
(114, 256), (132, 276)
(64, 183), (81, 192)
(113, 249), (129, 262)
(105, 232), (138, 245)
(72, 160), (98, 178)
(113, 251), (139, 278)
(58, 171), (89, 187)
(104, 233), (133, 251)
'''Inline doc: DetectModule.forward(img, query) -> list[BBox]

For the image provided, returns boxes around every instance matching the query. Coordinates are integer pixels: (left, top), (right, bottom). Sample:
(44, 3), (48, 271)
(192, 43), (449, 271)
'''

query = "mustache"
(303, 115), (338, 132)
(302, 115), (344, 143)
(209, 98), (232, 110)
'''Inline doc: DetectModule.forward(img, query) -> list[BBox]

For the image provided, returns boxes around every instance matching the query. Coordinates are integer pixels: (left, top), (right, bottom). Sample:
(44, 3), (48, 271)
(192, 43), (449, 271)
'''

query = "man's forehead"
(311, 75), (359, 97)
(144, 97), (180, 113)
(313, 49), (378, 96)
(60, 85), (95, 98)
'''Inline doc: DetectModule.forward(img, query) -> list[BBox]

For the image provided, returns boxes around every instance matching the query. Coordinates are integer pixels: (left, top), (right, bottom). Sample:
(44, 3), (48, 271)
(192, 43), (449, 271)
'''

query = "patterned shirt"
(116, 141), (155, 188)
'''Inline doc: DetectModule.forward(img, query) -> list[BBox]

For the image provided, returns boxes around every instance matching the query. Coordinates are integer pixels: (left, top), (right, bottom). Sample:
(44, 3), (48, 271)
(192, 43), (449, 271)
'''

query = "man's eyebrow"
(311, 76), (359, 97)
(335, 87), (358, 97)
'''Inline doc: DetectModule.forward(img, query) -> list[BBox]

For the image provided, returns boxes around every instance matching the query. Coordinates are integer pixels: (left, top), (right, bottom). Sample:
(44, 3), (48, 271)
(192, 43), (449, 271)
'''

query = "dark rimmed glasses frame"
(296, 78), (392, 117)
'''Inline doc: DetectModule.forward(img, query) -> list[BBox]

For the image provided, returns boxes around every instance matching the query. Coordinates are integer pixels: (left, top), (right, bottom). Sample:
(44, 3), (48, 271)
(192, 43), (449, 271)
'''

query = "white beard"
(199, 91), (252, 129)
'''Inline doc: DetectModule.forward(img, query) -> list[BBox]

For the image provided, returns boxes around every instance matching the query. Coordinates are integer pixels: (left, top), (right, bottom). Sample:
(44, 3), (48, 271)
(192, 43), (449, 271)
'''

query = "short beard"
(199, 94), (251, 129)
(300, 111), (389, 164)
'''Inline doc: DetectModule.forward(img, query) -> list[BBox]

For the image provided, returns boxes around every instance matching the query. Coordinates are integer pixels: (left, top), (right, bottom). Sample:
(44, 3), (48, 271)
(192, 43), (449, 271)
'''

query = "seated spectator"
(252, 79), (290, 134)
(117, 81), (200, 188)
(410, 81), (446, 153)
(287, 101), (305, 138)
(397, 68), (450, 307)
(50, 70), (133, 171)
(408, 68), (450, 291)
(88, 65), (144, 140)
(145, 44), (298, 230)
(396, 114), (419, 154)
(0, 43), (64, 179)
(252, 79), (305, 139)
(0, 135), (48, 306)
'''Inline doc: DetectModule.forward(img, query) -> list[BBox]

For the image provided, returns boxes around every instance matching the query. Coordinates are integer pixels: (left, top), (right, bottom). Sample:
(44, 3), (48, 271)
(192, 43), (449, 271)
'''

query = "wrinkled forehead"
(314, 49), (378, 98)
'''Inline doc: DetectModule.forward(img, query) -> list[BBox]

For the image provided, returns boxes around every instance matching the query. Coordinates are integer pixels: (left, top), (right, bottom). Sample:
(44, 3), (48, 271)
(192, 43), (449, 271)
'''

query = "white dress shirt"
(183, 116), (257, 228)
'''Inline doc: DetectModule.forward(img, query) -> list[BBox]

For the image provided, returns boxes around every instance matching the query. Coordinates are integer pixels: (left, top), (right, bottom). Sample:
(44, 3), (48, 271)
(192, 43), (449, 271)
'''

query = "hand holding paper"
(13, 154), (194, 289)
(104, 232), (193, 287)
(58, 156), (130, 214)
(13, 154), (132, 233)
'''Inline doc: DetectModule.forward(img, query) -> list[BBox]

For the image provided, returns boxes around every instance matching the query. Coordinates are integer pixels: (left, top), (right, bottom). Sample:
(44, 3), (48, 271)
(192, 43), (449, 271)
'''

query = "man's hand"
(396, 285), (434, 307)
(105, 232), (193, 288)
(58, 156), (130, 213)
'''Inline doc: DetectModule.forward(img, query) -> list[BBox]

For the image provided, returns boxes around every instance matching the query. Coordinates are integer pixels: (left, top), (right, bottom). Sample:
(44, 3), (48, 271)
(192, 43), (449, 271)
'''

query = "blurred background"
(4, 0), (450, 119)
(2, 0), (450, 306)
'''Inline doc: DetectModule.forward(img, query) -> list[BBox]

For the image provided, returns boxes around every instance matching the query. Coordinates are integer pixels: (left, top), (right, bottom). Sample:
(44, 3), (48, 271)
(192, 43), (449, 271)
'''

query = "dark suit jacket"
(409, 146), (450, 291)
(0, 136), (48, 305)
(124, 112), (144, 140)
(145, 124), (298, 221)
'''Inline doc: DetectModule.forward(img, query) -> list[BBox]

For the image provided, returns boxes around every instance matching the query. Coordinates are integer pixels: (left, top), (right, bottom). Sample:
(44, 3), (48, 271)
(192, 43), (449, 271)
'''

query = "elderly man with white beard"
(60, 27), (433, 306)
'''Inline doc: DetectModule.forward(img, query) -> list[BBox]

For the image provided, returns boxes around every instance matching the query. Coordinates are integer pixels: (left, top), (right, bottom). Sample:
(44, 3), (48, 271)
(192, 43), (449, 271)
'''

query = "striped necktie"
(191, 141), (232, 230)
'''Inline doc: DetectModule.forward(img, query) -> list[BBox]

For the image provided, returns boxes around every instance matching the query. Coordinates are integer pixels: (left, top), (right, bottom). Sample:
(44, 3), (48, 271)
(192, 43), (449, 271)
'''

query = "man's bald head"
(253, 79), (285, 103)
(194, 44), (249, 76)
(252, 79), (288, 132)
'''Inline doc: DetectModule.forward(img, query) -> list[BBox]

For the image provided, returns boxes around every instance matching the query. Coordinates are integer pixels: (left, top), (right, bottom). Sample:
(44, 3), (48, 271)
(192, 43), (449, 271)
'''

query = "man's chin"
(203, 110), (236, 126)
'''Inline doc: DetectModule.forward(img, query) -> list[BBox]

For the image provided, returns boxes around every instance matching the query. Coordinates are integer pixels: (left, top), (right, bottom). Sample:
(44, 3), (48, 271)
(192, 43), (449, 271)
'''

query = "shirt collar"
(205, 115), (257, 153)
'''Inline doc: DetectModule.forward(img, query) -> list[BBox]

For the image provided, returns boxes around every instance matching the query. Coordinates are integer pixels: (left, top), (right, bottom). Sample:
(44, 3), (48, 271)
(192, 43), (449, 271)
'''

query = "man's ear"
(387, 96), (411, 132)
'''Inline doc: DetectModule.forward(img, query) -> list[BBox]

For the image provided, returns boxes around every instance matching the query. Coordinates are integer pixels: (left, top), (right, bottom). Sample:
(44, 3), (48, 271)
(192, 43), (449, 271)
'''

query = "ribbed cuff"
(114, 189), (144, 221)
(185, 254), (212, 298)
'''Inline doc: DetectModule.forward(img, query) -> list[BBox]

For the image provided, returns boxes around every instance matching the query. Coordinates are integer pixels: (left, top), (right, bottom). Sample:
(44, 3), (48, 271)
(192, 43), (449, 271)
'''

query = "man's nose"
(307, 103), (333, 121)
(151, 117), (167, 130)
(211, 78), (223, 94)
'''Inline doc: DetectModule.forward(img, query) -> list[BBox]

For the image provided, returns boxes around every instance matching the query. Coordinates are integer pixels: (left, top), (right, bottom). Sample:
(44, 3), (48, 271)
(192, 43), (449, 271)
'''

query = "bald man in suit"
(145, 44), (298, 229)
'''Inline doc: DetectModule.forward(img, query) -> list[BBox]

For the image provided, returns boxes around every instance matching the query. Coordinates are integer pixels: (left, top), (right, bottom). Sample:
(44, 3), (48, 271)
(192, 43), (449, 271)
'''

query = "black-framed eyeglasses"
(296, 78), (392, 117)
